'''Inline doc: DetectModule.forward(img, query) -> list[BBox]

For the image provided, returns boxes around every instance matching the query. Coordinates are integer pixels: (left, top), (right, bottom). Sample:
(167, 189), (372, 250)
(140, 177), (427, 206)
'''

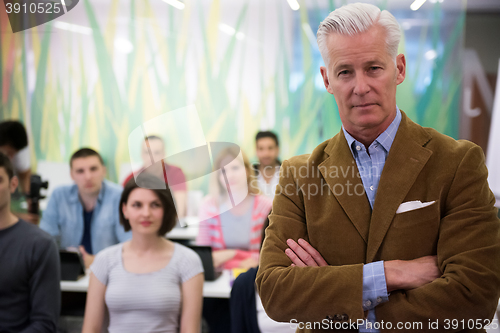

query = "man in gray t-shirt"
(0, 152), (60, 332)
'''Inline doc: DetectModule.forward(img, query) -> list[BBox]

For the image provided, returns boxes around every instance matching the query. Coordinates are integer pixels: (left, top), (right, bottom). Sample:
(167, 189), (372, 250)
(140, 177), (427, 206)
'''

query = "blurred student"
(123, 135), (187, 218)
(197, 146), (272, 270)
(40, 148), (130, 268)
(253, 131), (281, 199)
(0, 152), (60, 332)
(82, 174), (204, 333)
(0, 120), (31, 194)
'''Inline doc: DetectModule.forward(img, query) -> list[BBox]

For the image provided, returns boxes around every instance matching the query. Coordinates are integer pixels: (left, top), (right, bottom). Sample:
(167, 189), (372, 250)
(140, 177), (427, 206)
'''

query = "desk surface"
(61, 269), (232, 298)
(166, 225), (199, 240)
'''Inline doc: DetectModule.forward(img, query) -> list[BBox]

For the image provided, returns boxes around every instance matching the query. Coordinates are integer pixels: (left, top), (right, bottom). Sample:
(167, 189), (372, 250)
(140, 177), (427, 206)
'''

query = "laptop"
(187, 245), (222, 281)
(59, 250), (86, 281)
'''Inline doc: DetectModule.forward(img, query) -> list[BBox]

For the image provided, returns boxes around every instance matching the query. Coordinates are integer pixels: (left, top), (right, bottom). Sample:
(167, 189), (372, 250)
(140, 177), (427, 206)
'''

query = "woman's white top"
(90, 242), (204, 333)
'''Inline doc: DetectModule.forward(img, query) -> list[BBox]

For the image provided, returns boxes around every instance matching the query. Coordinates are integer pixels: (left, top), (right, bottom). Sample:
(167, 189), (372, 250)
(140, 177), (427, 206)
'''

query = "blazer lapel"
(319, 131), (371, 243)
(366, 112), (433, 262)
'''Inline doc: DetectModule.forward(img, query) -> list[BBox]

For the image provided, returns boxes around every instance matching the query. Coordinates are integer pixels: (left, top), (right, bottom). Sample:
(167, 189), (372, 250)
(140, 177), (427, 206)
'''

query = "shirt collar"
(342, 106), (402, 155)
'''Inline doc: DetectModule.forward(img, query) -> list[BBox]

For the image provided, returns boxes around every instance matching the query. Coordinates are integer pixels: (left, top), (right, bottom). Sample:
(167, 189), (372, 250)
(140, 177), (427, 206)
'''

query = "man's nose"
(353, 74), (370, 96)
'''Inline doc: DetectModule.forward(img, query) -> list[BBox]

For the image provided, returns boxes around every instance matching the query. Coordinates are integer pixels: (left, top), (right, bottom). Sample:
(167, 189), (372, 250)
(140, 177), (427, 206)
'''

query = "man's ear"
(10, 176), (19, 194)
(320, 66), (334, 94)
(396, 54), (406, 85)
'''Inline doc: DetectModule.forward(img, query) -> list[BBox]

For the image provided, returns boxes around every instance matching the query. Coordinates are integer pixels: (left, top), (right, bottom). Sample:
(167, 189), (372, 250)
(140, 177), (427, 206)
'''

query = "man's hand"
(285, 238), (328, 267)
(384, 255), (441, 292)
(79, 246), (95, 269)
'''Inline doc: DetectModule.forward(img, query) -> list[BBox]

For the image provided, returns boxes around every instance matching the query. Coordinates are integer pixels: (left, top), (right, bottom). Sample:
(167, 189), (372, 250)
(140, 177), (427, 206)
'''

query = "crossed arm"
(285, 238), (440, 293)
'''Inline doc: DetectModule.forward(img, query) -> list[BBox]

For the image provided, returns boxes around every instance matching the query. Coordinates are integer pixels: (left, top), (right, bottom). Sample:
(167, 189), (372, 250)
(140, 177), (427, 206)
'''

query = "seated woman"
(196, 146), (272, 270)
(82, 174), (204, 333)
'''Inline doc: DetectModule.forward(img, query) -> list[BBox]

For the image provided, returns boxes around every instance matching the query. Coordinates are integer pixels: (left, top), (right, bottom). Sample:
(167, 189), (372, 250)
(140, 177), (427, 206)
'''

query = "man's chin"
(80, 186), (101, 196)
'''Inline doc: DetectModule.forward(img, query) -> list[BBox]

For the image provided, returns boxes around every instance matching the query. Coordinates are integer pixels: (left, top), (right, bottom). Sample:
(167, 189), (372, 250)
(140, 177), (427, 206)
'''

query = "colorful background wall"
(0, 0), (466, 186)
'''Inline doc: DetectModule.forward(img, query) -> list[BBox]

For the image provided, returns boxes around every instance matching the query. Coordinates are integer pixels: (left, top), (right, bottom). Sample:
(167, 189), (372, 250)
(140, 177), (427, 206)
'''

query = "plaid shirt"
(342, 107), (402, 332)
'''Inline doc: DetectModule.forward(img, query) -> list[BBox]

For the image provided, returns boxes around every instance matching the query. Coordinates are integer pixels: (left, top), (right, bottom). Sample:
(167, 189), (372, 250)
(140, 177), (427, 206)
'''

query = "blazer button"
(333, 314), (343, 321)
(326, 315), (334, 321)
(341, 314), (349, 321)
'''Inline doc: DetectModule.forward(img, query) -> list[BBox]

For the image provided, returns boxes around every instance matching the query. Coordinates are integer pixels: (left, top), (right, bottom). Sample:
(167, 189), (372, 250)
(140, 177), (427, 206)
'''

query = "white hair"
(317, 2), (401, 66)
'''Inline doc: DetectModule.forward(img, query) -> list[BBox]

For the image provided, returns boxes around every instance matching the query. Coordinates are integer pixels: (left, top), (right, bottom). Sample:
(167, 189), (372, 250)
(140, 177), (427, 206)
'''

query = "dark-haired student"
(40, 148), (131, 268)
(253, 131), (281, 199)
(0, 120), (39, 224)
(82, 174), (204, 333)
(0, 152), (60, 332)
(0, 120), (31, 195)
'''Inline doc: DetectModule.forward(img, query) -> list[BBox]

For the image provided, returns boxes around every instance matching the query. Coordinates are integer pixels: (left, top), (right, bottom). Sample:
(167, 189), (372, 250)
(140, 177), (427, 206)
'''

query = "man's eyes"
(337, 67), (382, 76)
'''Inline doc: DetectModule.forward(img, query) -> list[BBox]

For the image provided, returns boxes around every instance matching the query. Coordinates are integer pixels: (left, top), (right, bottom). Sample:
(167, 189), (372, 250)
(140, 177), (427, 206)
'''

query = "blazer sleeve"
(376, 145), (500, 332)
(255, 159), (365, 324)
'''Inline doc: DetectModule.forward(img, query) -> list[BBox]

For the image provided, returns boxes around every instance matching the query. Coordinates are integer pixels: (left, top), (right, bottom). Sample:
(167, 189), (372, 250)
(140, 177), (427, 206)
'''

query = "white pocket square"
(396, 200), (436, 214)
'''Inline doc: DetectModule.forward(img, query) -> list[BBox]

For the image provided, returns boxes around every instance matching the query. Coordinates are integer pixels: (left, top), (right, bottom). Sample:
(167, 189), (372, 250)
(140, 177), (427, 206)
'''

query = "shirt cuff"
(362, 261), (389, 311)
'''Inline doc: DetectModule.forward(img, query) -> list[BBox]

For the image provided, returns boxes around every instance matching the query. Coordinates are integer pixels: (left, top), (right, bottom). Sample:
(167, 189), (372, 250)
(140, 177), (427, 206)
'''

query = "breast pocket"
(392, 200), (440, 228)
(380, 200), (440, 260)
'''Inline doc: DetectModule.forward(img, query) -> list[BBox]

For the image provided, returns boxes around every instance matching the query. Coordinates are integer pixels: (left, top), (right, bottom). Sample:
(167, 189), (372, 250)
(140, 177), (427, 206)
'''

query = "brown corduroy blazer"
(256, 111), (500, 332)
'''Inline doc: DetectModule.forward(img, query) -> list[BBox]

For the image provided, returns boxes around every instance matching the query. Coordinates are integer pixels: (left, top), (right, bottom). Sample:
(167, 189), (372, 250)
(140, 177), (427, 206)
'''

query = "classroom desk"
(166, 225), (199, 240)
(61, 269), (232, 298)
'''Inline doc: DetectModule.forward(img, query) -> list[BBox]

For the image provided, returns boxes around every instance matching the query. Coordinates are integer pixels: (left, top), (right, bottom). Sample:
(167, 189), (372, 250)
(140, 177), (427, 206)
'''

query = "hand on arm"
(180, 273), (204, 333)
(82, 273), (107, 333)
(384, 255), (440, 292)
(285, 238), (328, 267)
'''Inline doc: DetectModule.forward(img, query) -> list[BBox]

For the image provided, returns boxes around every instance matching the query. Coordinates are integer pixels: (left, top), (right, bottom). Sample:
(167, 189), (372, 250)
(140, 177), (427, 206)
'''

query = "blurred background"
(0, 0), (499, 192)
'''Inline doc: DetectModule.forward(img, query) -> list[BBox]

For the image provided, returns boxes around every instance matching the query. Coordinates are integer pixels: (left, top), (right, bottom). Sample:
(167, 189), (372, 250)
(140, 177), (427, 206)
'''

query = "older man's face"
(320, 25), (406, 140)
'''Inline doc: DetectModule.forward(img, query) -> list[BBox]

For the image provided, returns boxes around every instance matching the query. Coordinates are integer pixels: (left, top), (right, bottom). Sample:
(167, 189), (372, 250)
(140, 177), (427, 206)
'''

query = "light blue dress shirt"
(40, 180), (131, 254)
(342, 107), (402, 332)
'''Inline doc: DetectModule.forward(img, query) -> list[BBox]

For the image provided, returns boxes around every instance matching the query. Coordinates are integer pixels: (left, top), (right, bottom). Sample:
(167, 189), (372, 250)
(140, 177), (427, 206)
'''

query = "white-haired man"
(256, 3), (500, 332)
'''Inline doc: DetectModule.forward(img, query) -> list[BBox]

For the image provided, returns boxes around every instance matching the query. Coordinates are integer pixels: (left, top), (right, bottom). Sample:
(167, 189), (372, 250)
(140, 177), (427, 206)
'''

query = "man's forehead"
(71, 156), (102, 169)
(142, 138), (164, 151)
(325, 26), (390, 64)
(257, 137), (277, 147)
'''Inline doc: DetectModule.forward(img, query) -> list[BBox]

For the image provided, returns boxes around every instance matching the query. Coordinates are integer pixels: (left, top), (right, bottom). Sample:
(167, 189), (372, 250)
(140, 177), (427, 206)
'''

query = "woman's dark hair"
(0, 120), (28, 151)
(119, 173), (177, 236)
